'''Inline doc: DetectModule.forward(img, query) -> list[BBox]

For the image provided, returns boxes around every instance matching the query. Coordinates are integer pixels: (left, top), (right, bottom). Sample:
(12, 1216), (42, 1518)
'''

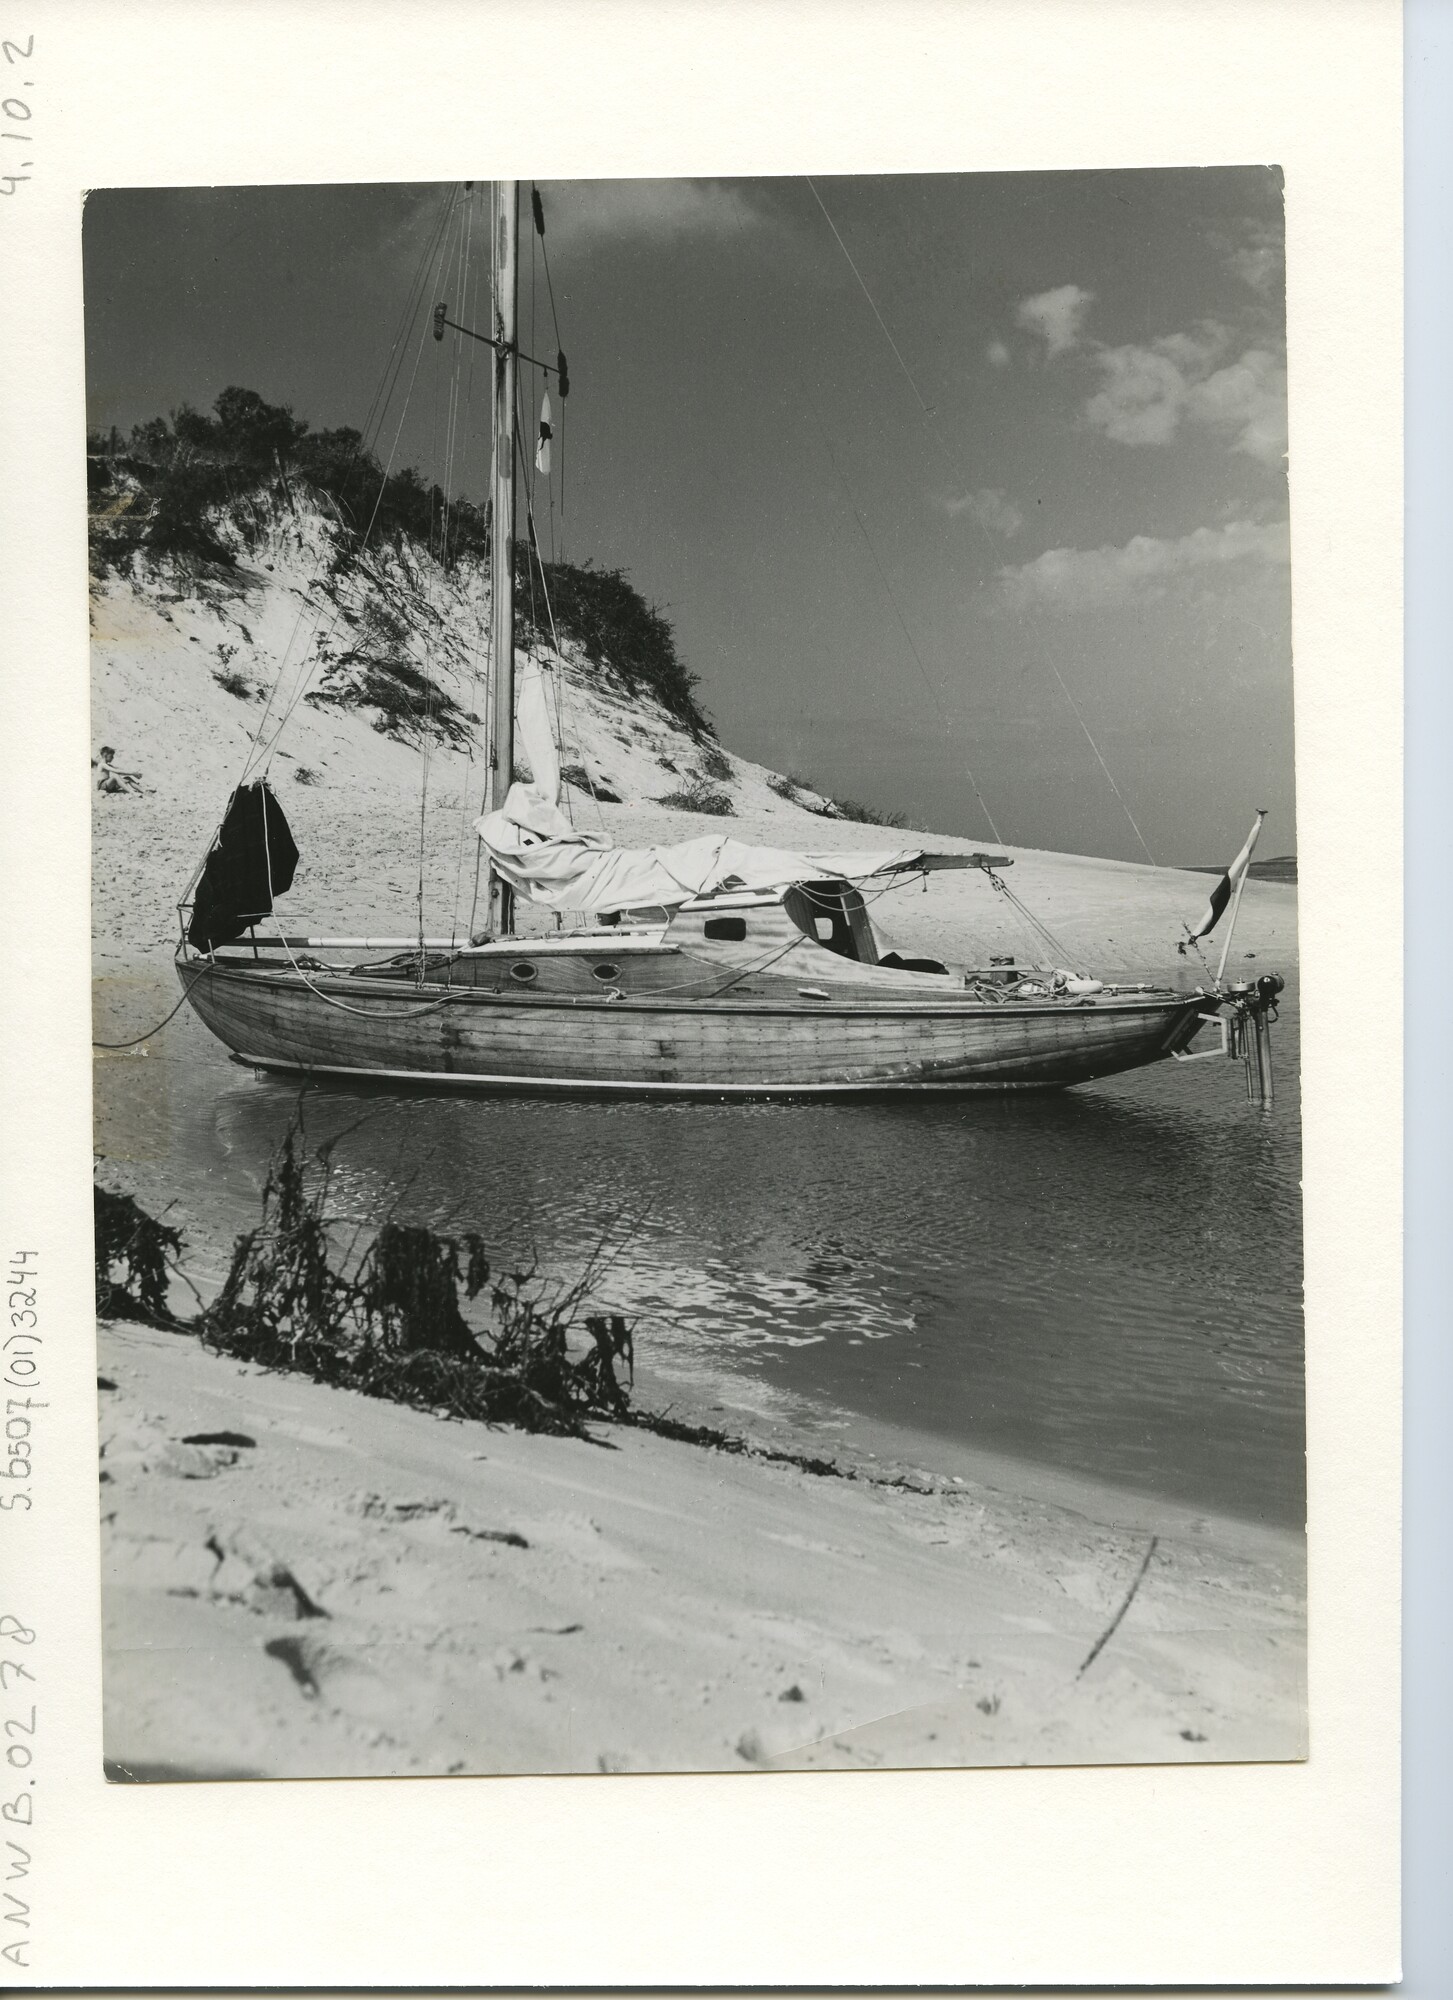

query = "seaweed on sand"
(195, 1120), (635, 1437)
(93, 1188), (186, 1326)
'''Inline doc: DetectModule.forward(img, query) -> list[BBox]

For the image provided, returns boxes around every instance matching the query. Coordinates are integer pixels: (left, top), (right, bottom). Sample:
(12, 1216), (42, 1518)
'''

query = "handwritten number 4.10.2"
(1, 35), (33, 198)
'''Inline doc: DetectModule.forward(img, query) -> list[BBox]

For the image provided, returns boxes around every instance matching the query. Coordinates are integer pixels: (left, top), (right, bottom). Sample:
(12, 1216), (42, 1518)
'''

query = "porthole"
(509, 961), (538, 984)
(592, 962), (621, 981)
(704, 915), (747, 942)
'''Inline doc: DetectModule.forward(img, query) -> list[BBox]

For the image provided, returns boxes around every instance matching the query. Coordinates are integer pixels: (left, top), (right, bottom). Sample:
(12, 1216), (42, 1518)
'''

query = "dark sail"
(186, 781), (300, 951)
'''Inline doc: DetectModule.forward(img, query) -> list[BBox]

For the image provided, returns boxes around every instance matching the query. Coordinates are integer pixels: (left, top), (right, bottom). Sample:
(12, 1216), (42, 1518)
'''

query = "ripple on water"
(93, 976), (1305, 1528)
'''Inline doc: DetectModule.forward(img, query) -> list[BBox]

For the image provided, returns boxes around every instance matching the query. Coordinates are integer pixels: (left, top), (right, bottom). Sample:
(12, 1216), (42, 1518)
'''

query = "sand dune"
(87, 521), (1298, 989)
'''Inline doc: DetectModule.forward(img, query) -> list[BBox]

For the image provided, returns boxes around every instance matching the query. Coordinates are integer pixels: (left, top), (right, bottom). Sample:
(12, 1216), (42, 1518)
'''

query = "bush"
(146, 458), (239, 567)
(657, 777), (734, 816)
(518, 555), (710, 733)
(768, 770), (850, 818)
(560, 762), (622, 803)
(358, 652), (469, 745)
(829, 794), (907, 828)
(87, 389), (488, 575)
(90, 388), (708, 736)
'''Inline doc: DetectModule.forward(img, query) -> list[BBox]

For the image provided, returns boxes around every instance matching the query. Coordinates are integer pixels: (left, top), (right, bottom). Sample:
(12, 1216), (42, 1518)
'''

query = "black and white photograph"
(84, 168), (1306, 1781)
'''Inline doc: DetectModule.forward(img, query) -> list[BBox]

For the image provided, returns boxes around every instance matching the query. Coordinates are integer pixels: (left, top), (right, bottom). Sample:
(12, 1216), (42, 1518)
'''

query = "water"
(95, 975), (1304, 1531)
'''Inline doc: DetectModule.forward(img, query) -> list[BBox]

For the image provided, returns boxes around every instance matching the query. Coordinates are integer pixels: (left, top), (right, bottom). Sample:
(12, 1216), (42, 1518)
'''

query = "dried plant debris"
(97, 1115), (636, 1440)
(94, 1188), (185, 1326)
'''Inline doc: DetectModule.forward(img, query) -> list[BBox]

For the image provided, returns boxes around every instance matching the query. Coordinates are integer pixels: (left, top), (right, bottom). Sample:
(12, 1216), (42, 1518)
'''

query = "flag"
(535, 391), (552, 476)
(1180, 811), (1266, 950)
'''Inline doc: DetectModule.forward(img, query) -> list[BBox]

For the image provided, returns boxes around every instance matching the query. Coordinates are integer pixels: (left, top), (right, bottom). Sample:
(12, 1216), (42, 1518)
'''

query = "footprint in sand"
(105, 1421), (256, 1482)
(206, 1531), (329, 1619)
(490, 1645), (558, 1684)
(353, 1493), (528, 1547)
(264, 1634), (397, 1720)
(107, 1527), (325, 1619)
(519, 1513), (642, 1571)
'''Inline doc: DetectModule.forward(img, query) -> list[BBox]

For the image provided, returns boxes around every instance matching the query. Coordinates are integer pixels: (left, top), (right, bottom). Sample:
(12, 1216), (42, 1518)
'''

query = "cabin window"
(509, 961), (538, 984)
(592, 962), (621, 981)
(704, 916), (747, 942)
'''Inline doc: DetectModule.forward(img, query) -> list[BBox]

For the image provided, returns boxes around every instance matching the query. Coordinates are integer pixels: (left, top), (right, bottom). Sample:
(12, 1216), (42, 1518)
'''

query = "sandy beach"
(99, 1317), (1305, 1779)
(90, 516), (1305, 1778)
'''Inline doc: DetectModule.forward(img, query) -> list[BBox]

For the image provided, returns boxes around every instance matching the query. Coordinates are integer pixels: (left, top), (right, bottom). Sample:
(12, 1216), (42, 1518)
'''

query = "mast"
(487, 179), (520, 935)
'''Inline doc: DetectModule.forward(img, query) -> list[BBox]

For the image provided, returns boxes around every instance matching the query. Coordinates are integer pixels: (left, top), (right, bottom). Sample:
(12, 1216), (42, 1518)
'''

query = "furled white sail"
(475, 784), (918, 914)
(515, 655), (561, 806)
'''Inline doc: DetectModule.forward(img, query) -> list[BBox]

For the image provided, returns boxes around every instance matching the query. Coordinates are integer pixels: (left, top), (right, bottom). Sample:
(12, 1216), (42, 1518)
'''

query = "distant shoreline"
(1182, 856), (1298, 884)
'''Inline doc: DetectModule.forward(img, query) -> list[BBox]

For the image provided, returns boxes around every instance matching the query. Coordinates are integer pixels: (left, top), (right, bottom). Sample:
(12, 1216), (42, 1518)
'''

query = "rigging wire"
(450, 191), (490, 942)
(252, 204), (459, 774)
(531, 182), (568, 540)
(806, 177), (937, 421)
(230, 185), (460, 804)
(513, 416), (605, 833)
(258, 791), (460, 1018)
(415, 194), (475, 956)
(463, 439), (498, 944)
(175, 186), (463, 919)
(167, 180), (483, 981)
(803, 177), (1157, 869)
(525, 187), (571, 736)
(983, 868), (1081, 969)
(726, 187), (1003, 845)
(1047, 657), (1156, 867)
(416, 191), (456, 958)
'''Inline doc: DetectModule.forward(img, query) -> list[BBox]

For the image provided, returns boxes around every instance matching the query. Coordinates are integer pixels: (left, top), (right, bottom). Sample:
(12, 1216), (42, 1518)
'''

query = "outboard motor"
(1223, 971), (1285, 1106)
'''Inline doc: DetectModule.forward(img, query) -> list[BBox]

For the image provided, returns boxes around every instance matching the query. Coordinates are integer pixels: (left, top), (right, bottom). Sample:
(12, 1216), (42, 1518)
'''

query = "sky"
(83, 170), (1293, 865)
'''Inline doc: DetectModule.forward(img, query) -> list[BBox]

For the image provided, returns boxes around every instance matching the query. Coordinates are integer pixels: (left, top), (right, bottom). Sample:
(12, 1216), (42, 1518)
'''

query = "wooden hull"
(177, 956), (1211, 1097)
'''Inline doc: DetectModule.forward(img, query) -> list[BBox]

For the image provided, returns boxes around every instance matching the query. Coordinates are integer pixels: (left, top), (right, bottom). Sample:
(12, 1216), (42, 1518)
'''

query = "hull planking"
(176, 953), (1212, 1098)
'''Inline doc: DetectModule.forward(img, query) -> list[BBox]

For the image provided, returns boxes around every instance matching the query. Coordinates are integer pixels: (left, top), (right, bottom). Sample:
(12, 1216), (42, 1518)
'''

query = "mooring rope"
(91, 983), (199, 1050)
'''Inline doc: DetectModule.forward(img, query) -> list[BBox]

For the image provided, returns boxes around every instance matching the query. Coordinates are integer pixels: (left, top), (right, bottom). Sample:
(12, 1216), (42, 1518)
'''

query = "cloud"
(940, 486), (1024, 536)
(1185, 348), (1287, 463)
(1083, 328), (1286, 464)
(1219, 216), (1284, 297)
(985, 339), (1011, 369)
(996, 518), (1290, 612)
(1083, 342), (1192, 446)
(1015, 283), (1094, 357)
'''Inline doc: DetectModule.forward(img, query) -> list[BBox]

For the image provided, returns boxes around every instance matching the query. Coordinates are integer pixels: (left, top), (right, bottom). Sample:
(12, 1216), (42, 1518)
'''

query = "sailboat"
(174, 181), (1281, 1100)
